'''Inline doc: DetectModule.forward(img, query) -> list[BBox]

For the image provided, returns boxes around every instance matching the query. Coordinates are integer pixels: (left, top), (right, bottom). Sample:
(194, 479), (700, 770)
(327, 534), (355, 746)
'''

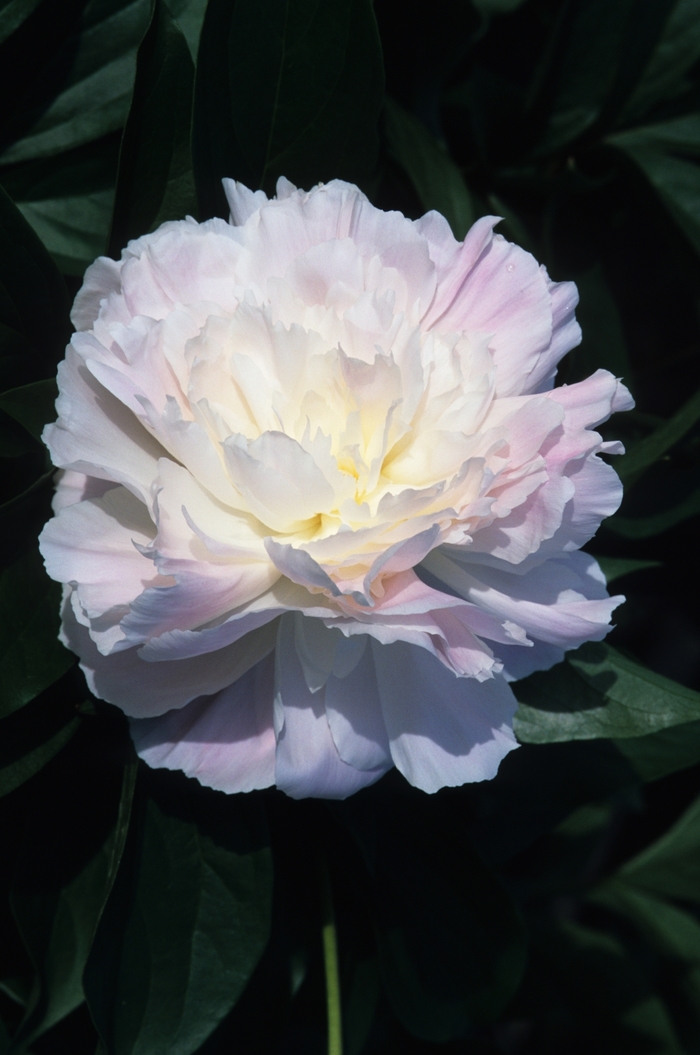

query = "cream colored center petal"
(177, 298), (504, 544)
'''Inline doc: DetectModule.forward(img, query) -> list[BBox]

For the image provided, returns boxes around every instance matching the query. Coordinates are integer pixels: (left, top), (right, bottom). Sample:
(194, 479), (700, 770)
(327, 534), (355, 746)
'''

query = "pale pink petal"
(371, 639), (519, 793)
(528, 275), (581, 393)
(51, 471), (116, 513)
(424, 220), (555, 397)
(137, 579), (336, 661)
(423, 549), (622, 651)
(71, 255), (122, 331)
(223, 179), (269, 225)
(39, 486), (161, 653)
(130, 656), (276, 793)
(43, 348), (166, 508)
(273, 616), (388, 799)
(223, 430), (336, 530)
(325, 643), (393, 771)
(60, 595), (278, 716)
(120, 217), (244, 318)
(492, 639), (565, 681)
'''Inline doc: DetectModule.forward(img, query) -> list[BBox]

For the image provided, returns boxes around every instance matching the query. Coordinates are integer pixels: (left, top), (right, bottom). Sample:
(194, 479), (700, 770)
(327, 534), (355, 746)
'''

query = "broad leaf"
(0, 0), (150, 165)
(617, 384), (700, 487)
(166, 0), (208, 59)
(384, 97), (474, 238)
(0, 0), (42, 47)
(618, 0), (700, 124)
(591, 882), (700, 966)
(596, 556), (662, 583)
(465, 738), (638, 866)
(0, 469), (55, 568)
(85, 777), (273, 1055)
(9, 718), (127, 1051)
(340, 781), (526, 1041)
(193, 0), (384, 218)
(608, 792), (700, 903)
(0, 547), (74, 717)
(526, 917), (683, 1054)
(17, 190), (115, 277)
(0, 378), (57, 442)
(567, 263), (631, 382)
(0, 717), (79, 799)
(614, 719), (700, 782)
(538, 0), (637, 152)
(609, 115), (700, 257)
(605, 487), (700, 538)
(0, 183), (70, 368)
(514, 641), (700, 743)
(108, 0), (197, 255)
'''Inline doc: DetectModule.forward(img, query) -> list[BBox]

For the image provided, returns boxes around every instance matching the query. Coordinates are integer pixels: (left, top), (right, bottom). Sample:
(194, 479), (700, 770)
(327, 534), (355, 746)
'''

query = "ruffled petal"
(273, 615), (388, 798)
(130, 656), (276, 793)
(371, 639), (518, 793)
(60, 593), (278, 717)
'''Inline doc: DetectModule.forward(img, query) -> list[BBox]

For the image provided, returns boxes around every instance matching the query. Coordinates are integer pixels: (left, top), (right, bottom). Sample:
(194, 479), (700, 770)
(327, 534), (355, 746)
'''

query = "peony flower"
(39, 178), (632, 799)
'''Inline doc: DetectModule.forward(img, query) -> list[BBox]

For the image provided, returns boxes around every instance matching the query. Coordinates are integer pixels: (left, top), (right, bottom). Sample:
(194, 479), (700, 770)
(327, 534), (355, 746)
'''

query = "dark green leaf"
(0, 0), (151, 165)
(0, 183), (70, 366)
(617, 384), (700, 487)
(9, 720), (127, 1051)
(193, 0), (384, 217)
(596, 556), (662, 583)
(609, 115), (700, 257)
(383, 97), (473, 239)
(472, 0), (528, 13)
(0, 378), (57, 442)
(514, 641), (700, 743)
(605, 488), (700, 538)
(614, 719), (700, 782)
(0, 407), (38, 456)
(0, 133), (121, 206)
(340, 783), (526, 1041)
(527, 917), (683, 1054)
(568, 263), (631, 382)
(17, 190), (115, 277)
(591, 882), (700, 965)
(0, 717), (79, 800)
(166, 0), (208, 59)
(0, 469), (55, 568)
(606, 791), (700, 903)
(109, 0), (196, 256)
(464, 738), (638, 866)
(619, 0), (700, 124)
(0, 0), (42, 46)
(538, 0), (637, 153)
(85, 778), (272, 1055)
(0, 546), (73, 718)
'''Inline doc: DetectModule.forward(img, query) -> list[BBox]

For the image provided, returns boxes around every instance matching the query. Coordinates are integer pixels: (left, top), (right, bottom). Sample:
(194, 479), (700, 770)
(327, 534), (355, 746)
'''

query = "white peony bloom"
(39, 177), (632, 798)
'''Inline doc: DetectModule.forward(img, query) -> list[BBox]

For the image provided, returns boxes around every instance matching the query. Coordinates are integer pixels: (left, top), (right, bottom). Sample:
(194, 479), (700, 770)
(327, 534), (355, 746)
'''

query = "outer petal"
(39, 486), (162, 654)
(324, 642), (393, 771)
(43, 348), (166, 508)
(130, 656), (276, 793)
(273, 615), (388, 799)
(423, 549), (622, 653)
(60, 594), (278, 717)
(371, 639), (519, 793)
(423, 219), (556, 398)
(71, 255), (122, 330)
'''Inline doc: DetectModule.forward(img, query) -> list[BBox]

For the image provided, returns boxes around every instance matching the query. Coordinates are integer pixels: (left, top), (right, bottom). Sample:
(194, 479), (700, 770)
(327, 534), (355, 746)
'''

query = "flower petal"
(371, 639), (518, 793)
(130, 656), (276, 793)
(273, 615), (388, 798)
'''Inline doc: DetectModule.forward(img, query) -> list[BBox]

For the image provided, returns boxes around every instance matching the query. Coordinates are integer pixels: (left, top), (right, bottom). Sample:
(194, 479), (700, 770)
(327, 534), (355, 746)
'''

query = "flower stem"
(321, 855), (343, 1055)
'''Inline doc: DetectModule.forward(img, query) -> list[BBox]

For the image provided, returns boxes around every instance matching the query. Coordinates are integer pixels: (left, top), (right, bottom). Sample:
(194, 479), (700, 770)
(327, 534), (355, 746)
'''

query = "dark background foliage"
(2, 0), (700, 1051)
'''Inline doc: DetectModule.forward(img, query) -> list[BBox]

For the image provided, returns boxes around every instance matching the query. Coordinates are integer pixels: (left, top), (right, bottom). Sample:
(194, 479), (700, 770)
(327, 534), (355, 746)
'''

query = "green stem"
(321, 856), (343, 1055)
